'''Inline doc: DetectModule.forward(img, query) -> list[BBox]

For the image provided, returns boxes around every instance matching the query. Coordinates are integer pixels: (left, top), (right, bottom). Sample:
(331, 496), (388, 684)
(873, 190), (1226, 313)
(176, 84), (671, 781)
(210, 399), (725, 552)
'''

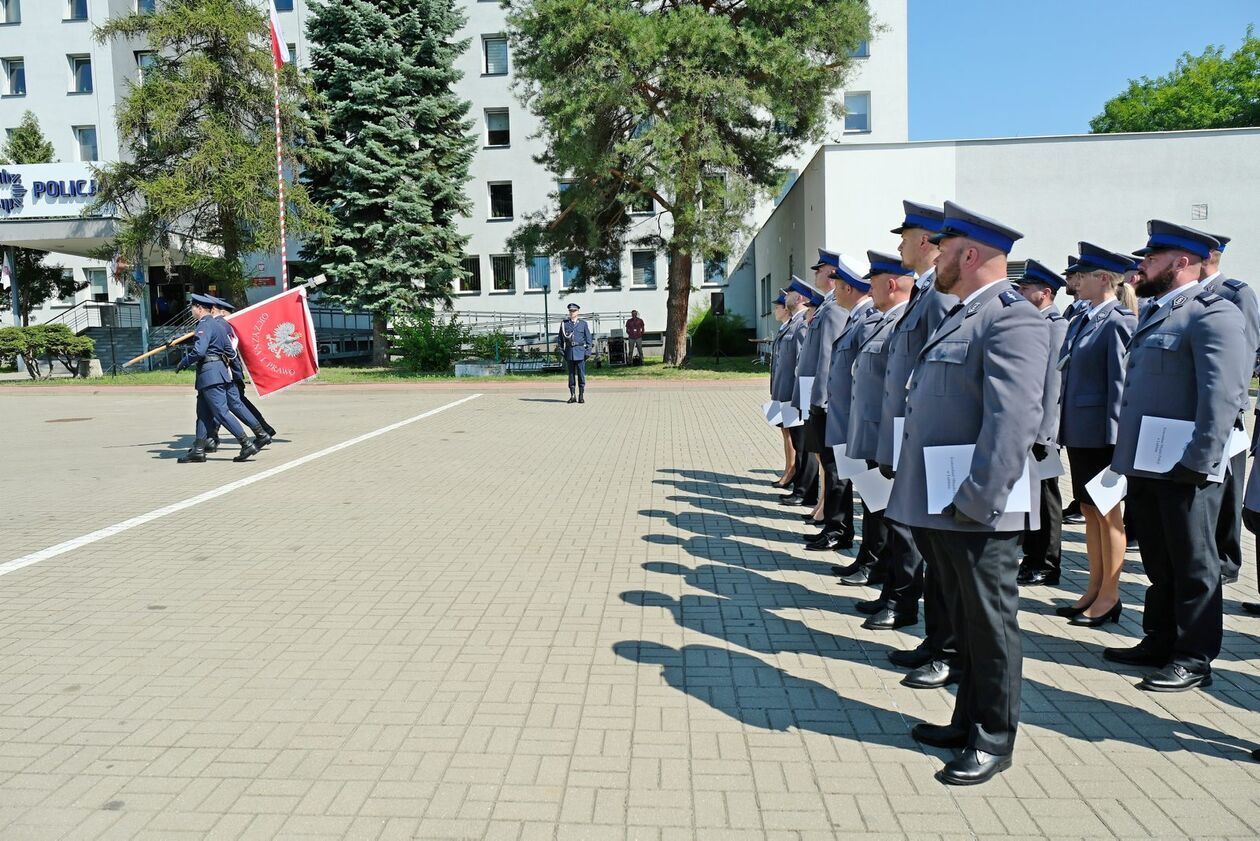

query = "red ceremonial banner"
(225, 287), (319, 398)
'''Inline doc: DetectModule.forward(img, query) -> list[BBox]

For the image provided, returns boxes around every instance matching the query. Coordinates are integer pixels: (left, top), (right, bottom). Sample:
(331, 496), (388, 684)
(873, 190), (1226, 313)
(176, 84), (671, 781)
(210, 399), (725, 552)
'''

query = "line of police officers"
(768, 202), (1258, 784)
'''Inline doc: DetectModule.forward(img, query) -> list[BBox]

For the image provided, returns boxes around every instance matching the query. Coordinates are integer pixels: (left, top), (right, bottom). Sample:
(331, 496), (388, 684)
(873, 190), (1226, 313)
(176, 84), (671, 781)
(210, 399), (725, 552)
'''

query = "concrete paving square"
(0, 382), (1257, 840)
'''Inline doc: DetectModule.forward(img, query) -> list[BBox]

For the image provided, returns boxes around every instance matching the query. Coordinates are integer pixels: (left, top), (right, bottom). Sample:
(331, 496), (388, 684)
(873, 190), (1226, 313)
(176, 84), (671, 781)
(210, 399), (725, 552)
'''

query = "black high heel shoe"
(1069, 602), (1123, 627)
(1054, 601), (1094, 618)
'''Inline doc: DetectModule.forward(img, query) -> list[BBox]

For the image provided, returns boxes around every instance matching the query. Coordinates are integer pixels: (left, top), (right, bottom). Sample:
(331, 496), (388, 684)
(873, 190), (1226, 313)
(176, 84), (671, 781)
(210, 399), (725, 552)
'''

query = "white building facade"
(0, 0), (909, 337)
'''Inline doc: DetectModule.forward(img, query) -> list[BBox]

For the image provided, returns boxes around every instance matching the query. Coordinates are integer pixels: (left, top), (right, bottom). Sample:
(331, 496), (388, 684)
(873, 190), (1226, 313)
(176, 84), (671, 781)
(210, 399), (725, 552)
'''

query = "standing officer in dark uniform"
(873, 201), (961, 691)
(1014, 261), (1068, 586)
(207, 297), (274, 450)
(887, 202), (1049, 786)
(176, 294), (260, 464)
(557, 302), (594, 403)
(1105, 221), (1248, 691)
(779, 278), (821, 506)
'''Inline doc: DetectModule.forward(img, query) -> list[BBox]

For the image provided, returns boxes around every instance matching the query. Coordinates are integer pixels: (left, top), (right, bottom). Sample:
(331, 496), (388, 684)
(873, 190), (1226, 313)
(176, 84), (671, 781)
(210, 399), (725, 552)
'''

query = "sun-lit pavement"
(1, 383), (1258, 840)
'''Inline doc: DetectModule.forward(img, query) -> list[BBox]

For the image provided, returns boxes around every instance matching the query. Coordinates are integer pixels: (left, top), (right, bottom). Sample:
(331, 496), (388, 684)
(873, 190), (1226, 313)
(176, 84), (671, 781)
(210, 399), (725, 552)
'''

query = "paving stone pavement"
(0, 382), (1258, 841)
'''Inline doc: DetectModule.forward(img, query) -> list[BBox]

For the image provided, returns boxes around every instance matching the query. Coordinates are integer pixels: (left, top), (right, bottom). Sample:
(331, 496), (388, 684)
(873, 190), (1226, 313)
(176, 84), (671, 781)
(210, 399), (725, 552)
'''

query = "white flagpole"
(271, 59), (289, 292)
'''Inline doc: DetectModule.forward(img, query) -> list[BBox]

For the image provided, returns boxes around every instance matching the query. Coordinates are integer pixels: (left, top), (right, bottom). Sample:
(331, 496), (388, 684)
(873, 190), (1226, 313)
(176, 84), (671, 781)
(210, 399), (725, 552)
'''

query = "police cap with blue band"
(809, 248), (841, 271)
(928, 201), (1024, 254)
(1186, 226), (1231, 254)
(830, 253), (871, 292)
(1133, 220), (1220, 259)
(773, 291), (787, 306)
(787, 275), (821, 305)
(1063, 255), (1081, 275)
(209, 296), (235, 311)
(190, 293), (218, 308)
(864, 250), (911, 279)
(1074, 242), (1135, 275)
(1017, 259), (1064, 292)
(890, 200), (945, 235)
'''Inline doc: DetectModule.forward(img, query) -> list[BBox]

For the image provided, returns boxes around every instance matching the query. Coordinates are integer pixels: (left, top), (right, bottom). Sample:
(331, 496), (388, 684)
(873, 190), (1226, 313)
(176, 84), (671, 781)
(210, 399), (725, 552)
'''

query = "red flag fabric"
(268, 1), (291, 69)
(225, 287), (319, 397)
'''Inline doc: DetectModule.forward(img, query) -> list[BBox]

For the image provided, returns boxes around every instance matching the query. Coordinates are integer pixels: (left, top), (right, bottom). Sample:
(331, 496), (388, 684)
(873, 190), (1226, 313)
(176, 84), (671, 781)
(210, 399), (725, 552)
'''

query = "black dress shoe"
(1222, 572), (1240, 585)
(862, 607), (918, 631)
(902, 659), (958, 689)
(578, 395), (585, 403)
(1017, 568), (1060, 586)
(1102, 642), (1168, 667)
(855, 598), (887, 615)
(806, 534), (847, 552)
(779, 494), (805, 506)
(838, 569), (875, 586)
(834, 535), (854, 550)
(832, 561), (862, 577)
(1054, 601), (1092, 618)
(1139, 664), (1212, 692)
(1241, 602), (1260, 616)
(911, 722), (967, 749)
(889, 644), (935, 669)
(1069, 602), (1123, 627)
(1063, 513), (1086, 525)
(567, 396), (577, 404)
(937, 749), (1012, 786)
(803, 530), (828, 543)
(233, 439), (259, 463)
(866, 567), (887, 587)
(1126, 539), (1139, 552)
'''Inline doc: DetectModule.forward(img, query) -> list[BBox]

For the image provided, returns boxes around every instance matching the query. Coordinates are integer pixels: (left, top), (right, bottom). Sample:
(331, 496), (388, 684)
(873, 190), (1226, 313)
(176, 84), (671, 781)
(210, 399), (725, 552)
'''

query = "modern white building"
(0, 0), (910, 348)
(748, 127), (1260, 340)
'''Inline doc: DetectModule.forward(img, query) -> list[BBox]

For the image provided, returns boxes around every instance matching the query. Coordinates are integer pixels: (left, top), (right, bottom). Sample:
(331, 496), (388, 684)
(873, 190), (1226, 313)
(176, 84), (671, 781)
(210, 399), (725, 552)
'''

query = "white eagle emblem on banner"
(267, 322), (304, 358)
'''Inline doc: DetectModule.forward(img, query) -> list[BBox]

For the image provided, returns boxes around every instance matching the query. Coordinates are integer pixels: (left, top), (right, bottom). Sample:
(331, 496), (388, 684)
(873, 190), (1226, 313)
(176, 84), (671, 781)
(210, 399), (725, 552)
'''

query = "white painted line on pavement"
(0, 393), (483, 578)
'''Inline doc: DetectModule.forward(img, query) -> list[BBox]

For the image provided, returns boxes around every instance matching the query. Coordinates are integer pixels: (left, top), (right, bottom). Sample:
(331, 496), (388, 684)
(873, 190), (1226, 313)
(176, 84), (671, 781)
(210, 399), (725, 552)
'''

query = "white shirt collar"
(1203, 271), (1222, 285)
(1154, 280), (1200, 311)
(915, 267), (935, 289)
(883, 300), (909, 320)
(853, 296), (872, 314)
(1082, 298), (1113, 319)
(962, 278), (1010, 307)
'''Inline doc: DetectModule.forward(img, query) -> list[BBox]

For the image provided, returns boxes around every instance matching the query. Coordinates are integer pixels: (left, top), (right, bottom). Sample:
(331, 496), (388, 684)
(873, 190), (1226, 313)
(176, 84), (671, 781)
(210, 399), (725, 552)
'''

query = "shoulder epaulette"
(1196, 290), (1222, 305)
(1046, 310), (1064, 321)
(1223, 278), (1246, 291)
(1115, 307), (1134, 316)
(998, 290), (1021, 307)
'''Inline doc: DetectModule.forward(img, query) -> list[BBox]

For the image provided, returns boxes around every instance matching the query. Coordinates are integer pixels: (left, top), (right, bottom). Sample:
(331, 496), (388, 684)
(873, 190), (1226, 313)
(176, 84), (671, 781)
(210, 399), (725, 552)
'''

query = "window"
(459, 255), (482, 293)
(527, 255), (550, 290)
(86, 268), (107, 300)
(57, 269), (75, 301)
(135, 51), (156, 79)
(627, 192), (653, 215)
(491, 254), (515, 292)
(483, 35), (508, 75)
(485, 108), (509, 146)
(69, 55), (92, 93)
(66, 0), (88, 21)
(759, 273), (772, 316)
(561, 256), (579, 289)
(632, 251), (656, 288)
(849, 40), (869, 58)
(704, 258), (727, 286)
(594, 256), (620, 288)
(488, 181), (513, 219)
(2, 0), (19, 25)
(2, 58), (24, 96)
(273, 0), (294, 10)
(844, 92), (870, 133)
(136, 0), (156, 12)
(74, 125), (97, 161)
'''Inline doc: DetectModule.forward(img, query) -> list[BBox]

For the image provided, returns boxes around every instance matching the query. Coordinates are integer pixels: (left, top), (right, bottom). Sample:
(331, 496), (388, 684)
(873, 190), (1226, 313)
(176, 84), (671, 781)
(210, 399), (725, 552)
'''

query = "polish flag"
(225, 286), (320, 398)
(267, 1), (291, 69)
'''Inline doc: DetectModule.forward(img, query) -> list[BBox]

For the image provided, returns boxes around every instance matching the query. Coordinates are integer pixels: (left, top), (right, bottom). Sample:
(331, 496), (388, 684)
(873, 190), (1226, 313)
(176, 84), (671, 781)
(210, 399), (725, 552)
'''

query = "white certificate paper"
(1085, 467), (1128, 516)
(1133, 416), (1195, 474)
(893, 417), (905, 470)
(762, 400), (782, 425)
(831, 445), (868, 480)
(798, 377), (815, 420)
(780, 404), (803, 428)
(1034, 449), (1066, 480)
(924, 444), (1032, 515)
(851, 467), (894, 512)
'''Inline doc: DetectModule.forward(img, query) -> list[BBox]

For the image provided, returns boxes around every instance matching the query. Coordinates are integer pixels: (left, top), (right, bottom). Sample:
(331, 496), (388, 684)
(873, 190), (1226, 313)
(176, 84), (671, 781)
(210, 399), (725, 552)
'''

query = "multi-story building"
(0, 0), (908, 346)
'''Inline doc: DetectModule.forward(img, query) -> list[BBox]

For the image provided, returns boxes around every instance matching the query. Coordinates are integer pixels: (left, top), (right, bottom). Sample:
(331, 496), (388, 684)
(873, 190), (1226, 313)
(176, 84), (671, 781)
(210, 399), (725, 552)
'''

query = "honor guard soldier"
(843, 253), (920, 630)
(175, 293), (260, 464)
(1191, 230), (1259, 585)
(207, 296), (274, 450)
(875, 201), (961, 690)
(887, 201), (1049, 785)
(779, 278), (822, 506)
(1014, 260), (1069, 586)
(769, 291), (797, 488)
(557, 303), (594, 403)
(1105, 221), (1249, 691)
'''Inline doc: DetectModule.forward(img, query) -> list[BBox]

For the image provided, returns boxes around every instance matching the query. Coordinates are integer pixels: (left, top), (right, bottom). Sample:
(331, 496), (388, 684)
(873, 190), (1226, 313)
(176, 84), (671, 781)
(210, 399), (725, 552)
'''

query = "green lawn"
(0, 356), (766, 386)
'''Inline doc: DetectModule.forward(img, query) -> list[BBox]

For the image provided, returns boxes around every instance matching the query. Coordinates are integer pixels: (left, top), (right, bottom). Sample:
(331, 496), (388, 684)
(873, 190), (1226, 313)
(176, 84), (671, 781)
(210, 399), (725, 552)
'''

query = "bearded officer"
(557, 302), (594, 403)
(1104, 221), (1249, 691)
(887, 202), (1049, 785)
(175, 293), (260, 464)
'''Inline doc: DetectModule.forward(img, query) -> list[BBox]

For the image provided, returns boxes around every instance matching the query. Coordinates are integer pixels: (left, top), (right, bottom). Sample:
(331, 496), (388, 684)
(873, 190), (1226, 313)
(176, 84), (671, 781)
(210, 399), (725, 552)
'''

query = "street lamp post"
(543, 282), (551, 355)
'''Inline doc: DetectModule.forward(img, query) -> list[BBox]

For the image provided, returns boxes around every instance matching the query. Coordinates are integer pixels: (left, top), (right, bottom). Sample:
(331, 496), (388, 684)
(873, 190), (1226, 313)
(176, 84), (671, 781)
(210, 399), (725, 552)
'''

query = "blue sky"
(907, 0), (1259, 140)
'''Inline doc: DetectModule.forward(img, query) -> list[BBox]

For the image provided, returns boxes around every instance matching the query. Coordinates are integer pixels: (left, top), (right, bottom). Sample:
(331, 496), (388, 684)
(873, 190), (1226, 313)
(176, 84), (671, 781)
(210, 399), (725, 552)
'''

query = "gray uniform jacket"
(846, 303), (910, 461)
(1111, 286), (1249, 479)
(877, 268), (956, 466)
(1056, 300), (1136, 448)
(886, 283), (1050, 532)
(792, 295), (849, 409)
(771, 311), (806, 402)
(1036, 307), (1069, 448)
(824, 300), (882, 447)
(1202, 273), (1260, 377)
(558, 319), (594, 361)
(769, 319), (789, 396)
(185, 315), (235, 391)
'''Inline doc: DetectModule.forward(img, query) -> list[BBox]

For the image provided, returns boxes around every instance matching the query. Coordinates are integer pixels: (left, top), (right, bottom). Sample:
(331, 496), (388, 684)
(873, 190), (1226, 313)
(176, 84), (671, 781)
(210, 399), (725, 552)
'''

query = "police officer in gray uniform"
(175, 293), (260, 464)
(845, 253), (920, 630)
(557, 302), (594, 403)
(1014, 260), (1069, 586)
(206, 296), (274, 452)
(778, 278), (819, 504)
(872, 201), (961, 690)
(887, 202), (1049, 786)
(769, 289), (799, 488)
(1104, 221), (1249, 692)
(1192, 230), (1259, 585)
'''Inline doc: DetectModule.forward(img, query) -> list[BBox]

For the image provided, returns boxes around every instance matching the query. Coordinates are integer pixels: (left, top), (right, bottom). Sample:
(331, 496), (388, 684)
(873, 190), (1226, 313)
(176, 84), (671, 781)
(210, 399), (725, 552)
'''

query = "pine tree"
(0, 112), (76, 325)
(303, 0), (475, 365)
(92, 0), (328, 307)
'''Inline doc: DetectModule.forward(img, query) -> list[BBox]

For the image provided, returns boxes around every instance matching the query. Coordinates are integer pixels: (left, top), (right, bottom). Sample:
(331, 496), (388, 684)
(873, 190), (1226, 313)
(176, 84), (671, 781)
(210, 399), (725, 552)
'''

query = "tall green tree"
(303, 0), (475, 364)
(92, 0), (328, 307)
(0, 112), (77, 326)
(1091, 27), (1260, 133)
(507, 0), (872, 364)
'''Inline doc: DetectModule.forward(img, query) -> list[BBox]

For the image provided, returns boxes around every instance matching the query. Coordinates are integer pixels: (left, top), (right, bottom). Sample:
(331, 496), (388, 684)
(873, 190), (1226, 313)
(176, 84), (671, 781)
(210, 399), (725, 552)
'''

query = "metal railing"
(45, 300), (143, 333)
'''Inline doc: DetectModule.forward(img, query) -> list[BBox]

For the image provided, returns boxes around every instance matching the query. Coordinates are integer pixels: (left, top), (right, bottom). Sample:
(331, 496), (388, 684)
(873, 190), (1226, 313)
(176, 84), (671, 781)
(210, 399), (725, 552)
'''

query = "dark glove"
(1166, 462), (1209, 485)
(1243, 507), (1260, 536)
(878, 464), (896, 480)
(1031, 442), (1049, 462)
(174, 355), (191, 373)
(942, 502), (980, 525)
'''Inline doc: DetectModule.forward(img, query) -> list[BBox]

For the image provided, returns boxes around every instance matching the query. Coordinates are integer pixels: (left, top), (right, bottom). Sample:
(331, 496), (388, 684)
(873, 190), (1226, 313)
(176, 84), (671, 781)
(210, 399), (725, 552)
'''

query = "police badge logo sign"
(0, 170), (28, 214)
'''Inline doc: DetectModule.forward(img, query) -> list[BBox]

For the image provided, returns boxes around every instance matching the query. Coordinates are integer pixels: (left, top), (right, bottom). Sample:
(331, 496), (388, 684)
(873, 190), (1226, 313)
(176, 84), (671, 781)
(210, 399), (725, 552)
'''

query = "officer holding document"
(886, 202), (1049, 786)
(769, 291), (797, 489)
(1104, 221), (1249, 692)
(779, 278), (819, 506)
